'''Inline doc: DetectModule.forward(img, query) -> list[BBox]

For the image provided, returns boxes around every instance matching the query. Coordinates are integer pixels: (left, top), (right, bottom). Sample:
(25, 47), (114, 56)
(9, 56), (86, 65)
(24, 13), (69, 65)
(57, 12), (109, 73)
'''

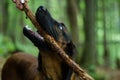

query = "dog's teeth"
(25, 25), (32, 30)
(35, 32), (44, 40)
(21, 0), (25, 3)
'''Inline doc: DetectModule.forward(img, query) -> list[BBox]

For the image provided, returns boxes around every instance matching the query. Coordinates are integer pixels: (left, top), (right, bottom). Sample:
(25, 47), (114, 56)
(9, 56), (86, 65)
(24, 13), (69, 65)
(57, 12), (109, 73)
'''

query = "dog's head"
(23, 6), (75, 56)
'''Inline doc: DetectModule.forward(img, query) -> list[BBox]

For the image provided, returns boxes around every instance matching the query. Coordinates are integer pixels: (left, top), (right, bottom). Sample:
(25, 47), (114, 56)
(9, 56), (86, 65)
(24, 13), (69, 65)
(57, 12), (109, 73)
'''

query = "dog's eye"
(59, 25), (63, 30)
(58, 23), (64, 30)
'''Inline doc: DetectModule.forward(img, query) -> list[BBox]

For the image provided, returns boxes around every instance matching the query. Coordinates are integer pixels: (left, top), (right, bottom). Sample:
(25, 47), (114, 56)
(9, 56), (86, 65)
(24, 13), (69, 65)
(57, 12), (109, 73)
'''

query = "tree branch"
(19, 1), (94, 80)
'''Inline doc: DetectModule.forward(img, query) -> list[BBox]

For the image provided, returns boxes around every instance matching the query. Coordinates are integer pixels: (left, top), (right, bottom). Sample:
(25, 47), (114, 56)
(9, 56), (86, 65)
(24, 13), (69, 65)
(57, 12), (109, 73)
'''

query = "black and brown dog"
(2, 6), (75, 80)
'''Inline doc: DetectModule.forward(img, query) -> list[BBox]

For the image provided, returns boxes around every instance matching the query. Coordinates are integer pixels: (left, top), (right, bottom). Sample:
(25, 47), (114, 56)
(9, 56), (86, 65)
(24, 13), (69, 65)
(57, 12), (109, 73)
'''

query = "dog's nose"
(39, 6), (47, 12)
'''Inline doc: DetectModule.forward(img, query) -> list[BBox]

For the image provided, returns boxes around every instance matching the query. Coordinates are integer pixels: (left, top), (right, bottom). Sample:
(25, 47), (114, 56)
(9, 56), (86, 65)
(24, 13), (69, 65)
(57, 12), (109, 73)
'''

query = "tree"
(80, 0), (97, 68)
(1, 0), (9, 35)
(102, 0), (110, 68)
(66, 0), (79, 45)
(118, 0), (120, 32)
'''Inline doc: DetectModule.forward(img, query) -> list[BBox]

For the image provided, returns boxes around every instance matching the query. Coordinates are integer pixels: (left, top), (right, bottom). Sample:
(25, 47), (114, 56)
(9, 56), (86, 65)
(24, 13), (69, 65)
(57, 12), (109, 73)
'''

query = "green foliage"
(0, 34), (15, 56)
(0, 34), (38, 57)
(91, 72), (105, 80)
(16, 41), (38, 56)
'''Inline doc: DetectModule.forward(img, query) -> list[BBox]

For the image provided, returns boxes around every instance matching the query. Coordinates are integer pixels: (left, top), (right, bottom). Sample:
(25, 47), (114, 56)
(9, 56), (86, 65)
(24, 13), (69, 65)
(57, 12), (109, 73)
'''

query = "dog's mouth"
(23, 6), (72, 51)
(23, 25), (45, 47)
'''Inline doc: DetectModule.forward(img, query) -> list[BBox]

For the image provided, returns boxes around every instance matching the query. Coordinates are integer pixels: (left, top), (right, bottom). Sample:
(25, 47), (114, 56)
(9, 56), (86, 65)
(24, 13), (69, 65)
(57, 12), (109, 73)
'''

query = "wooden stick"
(20, 1), (94, 80)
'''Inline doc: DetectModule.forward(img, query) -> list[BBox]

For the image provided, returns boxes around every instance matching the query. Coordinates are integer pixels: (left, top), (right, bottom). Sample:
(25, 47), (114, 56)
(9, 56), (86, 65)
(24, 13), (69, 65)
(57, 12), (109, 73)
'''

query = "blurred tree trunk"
(1, 0), (9, 35)
(46, 0), (51, 10)
(19, 14), (25, 43)
(0, 0), (2, 32)
(102, 0), (110, 68)
(66, 0), (79, 45)
(76, 0), (80, 11)
(118, 0), (120, 32)
(80, 0), (97, 68)
(9, 19), (17, 49)
(31, 0), (35, 12)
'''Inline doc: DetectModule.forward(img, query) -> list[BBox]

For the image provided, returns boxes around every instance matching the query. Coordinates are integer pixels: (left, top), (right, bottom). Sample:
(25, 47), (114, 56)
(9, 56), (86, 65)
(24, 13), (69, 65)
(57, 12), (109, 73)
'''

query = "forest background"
(0, 0), (120, 80)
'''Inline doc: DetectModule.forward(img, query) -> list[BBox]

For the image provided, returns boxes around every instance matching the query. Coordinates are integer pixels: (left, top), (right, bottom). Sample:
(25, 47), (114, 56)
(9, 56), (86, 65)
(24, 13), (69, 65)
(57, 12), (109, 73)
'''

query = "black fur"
(24, 6), (75, 80)
(35, 6), (75, 80)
